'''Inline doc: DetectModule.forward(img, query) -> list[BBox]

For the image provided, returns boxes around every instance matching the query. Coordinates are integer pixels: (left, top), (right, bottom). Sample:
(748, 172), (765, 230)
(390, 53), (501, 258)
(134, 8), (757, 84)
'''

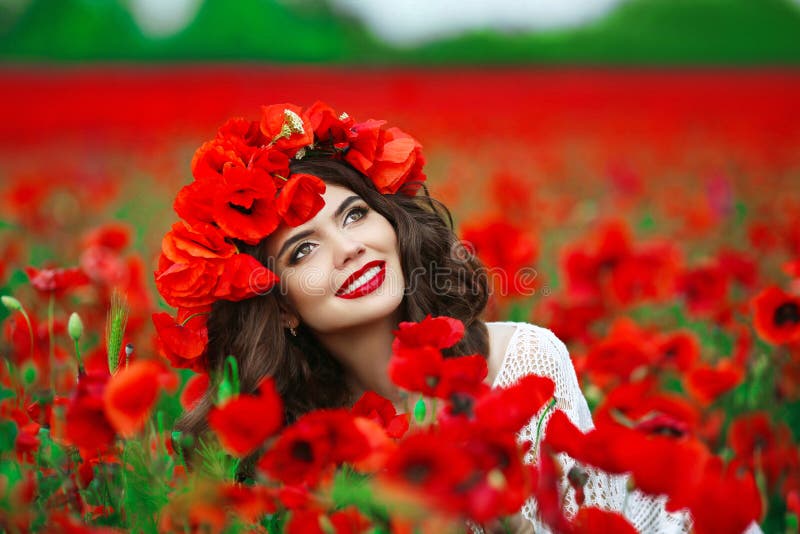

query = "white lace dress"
(487, 321), (762, 534)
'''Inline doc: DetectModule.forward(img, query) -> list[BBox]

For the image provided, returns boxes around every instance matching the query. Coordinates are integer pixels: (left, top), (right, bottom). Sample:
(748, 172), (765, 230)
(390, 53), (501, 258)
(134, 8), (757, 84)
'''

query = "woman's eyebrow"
(276, 195), (362, 260)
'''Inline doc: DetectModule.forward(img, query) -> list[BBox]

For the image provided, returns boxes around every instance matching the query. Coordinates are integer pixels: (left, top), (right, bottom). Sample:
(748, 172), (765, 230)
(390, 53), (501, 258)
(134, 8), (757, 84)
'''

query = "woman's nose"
(332, 232), (366, 269)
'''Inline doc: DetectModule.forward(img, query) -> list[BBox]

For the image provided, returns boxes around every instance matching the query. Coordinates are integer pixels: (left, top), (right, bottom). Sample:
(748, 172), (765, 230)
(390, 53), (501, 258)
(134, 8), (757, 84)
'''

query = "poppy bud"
(1, 295), (23, 312)
(68, 312), (83, 342)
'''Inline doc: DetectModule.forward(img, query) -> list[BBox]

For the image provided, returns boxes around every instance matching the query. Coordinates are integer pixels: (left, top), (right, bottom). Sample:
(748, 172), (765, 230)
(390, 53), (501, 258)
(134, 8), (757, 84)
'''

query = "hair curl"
(174, 155), (489, 466)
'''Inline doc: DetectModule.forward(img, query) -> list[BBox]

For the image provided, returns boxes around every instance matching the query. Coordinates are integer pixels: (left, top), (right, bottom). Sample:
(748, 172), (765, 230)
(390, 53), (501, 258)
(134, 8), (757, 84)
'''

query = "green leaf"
(413, 397), (426, 423)
(0, 420), (17, 452)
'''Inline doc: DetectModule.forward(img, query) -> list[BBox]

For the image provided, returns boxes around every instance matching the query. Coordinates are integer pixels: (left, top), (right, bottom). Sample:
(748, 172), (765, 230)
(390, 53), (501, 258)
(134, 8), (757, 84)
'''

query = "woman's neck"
(315, 314), (403, 405)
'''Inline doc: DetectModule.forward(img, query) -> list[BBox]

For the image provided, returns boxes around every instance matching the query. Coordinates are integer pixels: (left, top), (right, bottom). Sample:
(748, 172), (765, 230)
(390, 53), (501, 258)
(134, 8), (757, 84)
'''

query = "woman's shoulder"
(485, 321), (569, 387)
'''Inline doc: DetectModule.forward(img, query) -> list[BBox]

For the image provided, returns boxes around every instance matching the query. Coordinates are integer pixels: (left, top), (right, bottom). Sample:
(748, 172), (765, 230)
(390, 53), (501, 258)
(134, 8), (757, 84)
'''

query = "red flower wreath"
(154, 102), (427, 370)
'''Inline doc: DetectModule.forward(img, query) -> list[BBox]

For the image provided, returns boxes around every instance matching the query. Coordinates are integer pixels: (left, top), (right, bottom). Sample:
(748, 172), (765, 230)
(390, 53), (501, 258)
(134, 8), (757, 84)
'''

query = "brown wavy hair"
(175, 155), (489, 460)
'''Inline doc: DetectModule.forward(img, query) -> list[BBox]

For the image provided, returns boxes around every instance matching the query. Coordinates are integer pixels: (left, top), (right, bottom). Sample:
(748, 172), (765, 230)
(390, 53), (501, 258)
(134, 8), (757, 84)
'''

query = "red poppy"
(685, 360), (743, 405)
(683, 458), (763, 534)
(161, 220), (236, 263)
(208, 378), (283, 458)
(473, 374), (554, 433)
(593, 379), (699, 438)
(584, 318), (652, 384)
(389, 345), (488, 401)
(454, 431), (531, 522)
(258, 409), (367, 486)
(213, 166), (280, 244)
(329, 507), (372, 534)
(276, 173), (326, 227)
(260, 103), (314, 156)
(395, 316), (463, 352)
(752, 286), (800, 345)
(530, 446), (571, 534)
(571, 507), (638, 534)
(544, 410), (710, 510)
(351, 391), (409, 439)
(82, 222), (131, 252)
(653, 330), (700, 373)
(728, 412), (797, 489)
(191, 137), (247, 182)
(64, 370), (116, 453)
(612, 241), (681, 305)
(562, 219), (632, 299)
(307, 100), (354, 145)
(250, 146), (292, 188)
(345, 121), (426, 195)
(155, 250), (276, 309)
(460, 218), (538, 297)
(717, 248), (759, 289)
(674, 262), (730, 316)
(216, 116), (266, 151)
(219, 483), (278, 523)
(104, 360), (177, 438)
(543, 297), (605, 345)
(25, 266), (89, 297)
(380, 430), (474, 511)
(173, 180), (218, 227)
(153, 310), (208, 371)
(180, 373), (209, 412)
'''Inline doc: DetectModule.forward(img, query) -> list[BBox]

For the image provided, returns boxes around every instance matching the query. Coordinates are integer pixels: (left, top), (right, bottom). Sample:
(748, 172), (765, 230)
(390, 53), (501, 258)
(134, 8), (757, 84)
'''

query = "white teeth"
(341, 266), (381, 295)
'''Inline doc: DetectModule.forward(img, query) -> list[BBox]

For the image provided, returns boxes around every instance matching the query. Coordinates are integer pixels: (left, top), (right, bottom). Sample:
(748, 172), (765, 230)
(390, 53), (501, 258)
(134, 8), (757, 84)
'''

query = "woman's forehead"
(264, 183), (360, 255)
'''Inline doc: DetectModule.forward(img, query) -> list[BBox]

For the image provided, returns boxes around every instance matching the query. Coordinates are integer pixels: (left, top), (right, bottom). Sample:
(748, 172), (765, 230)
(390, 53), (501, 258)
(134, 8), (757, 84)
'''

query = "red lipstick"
(336, 260), (386, 299)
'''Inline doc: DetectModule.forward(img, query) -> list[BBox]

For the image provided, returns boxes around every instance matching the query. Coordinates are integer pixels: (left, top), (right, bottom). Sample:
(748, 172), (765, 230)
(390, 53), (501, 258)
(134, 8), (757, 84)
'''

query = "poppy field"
(1, 67), (800, 532)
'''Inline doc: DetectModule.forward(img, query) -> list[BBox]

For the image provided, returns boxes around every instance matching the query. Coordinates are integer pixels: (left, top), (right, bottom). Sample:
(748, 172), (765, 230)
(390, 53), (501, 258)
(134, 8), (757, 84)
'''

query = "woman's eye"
(291, 242), (316, 263)
(344, 207), (368, 225)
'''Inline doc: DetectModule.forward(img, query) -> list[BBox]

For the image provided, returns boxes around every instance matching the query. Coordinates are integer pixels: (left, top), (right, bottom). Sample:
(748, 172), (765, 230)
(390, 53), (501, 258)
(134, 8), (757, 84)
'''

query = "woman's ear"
(277, 302), (300, 330)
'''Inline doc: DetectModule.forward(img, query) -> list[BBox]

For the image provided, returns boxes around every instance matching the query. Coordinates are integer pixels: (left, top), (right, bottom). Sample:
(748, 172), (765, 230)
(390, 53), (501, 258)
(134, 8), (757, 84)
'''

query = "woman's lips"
(336, 260), (386, 299)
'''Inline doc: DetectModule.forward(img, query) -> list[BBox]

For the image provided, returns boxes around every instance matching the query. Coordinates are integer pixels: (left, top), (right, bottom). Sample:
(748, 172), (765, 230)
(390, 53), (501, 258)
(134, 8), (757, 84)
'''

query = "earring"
(288, 325), (297, 337)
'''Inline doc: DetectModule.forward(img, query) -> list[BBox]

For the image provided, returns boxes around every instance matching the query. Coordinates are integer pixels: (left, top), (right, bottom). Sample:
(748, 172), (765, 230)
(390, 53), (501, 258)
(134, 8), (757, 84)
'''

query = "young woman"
(157, 102), (692, 532)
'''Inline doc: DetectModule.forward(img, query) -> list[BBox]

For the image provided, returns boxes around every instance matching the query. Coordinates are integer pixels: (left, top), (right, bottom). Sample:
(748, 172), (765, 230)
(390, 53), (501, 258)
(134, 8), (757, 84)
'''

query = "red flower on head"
(154, 255), (224, 308)
(174, 180), (218, 226)
(191, 138), (246, 183)
(344, 119), (385, 172)
(752, 286), (800, 345)
(25, 266), (89, 297)
(346, 120), (426, 195)
(307, 101), (354, 144)
(213, 166), (280, 244)
(276, 173), (326, 227)
(104, 360), (177, 438)
(260, 103), (313, 157)
(161, 221), (236, 263)
(208, 378), (283, 458)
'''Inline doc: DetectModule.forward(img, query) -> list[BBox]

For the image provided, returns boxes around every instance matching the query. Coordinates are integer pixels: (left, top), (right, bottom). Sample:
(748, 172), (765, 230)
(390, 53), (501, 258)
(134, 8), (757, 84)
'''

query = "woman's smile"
(336, 260), (387, 298)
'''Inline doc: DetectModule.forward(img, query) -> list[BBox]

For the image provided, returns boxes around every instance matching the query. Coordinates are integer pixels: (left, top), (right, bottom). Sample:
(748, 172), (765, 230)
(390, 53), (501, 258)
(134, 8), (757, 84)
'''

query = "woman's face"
(265, 183), (405, 336)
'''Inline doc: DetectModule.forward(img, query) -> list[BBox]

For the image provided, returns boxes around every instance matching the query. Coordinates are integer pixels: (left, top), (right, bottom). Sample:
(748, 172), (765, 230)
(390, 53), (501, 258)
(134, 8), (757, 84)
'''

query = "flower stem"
(48, 293), (55, 391)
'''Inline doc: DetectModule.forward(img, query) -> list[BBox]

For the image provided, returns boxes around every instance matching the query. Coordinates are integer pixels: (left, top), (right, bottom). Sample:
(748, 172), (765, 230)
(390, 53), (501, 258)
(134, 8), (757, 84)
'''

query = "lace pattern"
(488, 322), (694, 534)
